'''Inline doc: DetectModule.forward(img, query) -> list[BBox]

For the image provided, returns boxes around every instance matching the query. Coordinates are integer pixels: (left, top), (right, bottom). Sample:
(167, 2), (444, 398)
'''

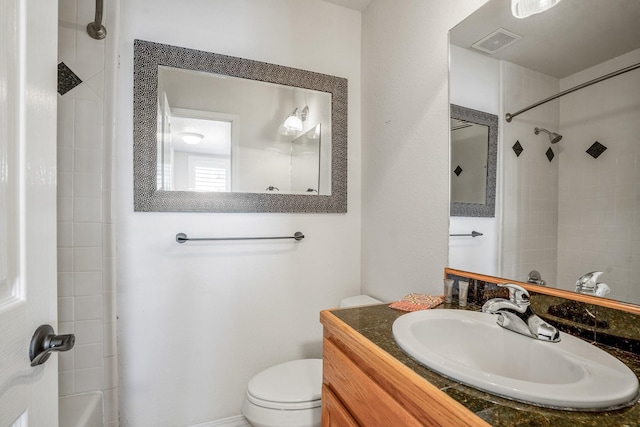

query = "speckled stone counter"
(532, 294), (640, 354)
(330, 303), (640, 427)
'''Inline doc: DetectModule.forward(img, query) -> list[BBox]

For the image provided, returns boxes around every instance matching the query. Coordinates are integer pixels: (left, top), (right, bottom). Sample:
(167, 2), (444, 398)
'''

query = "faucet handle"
(498, 283), (530, 306)
(577, 271), (603, 286)
(576, 271), (605, 294)
(595, 282), (611, 297)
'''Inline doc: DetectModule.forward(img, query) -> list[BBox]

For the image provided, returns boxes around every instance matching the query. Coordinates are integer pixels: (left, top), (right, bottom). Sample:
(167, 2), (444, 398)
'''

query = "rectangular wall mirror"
(450, 104), (497, 217)
(449, 0), (640, 305)
(134, 39), (347, 212)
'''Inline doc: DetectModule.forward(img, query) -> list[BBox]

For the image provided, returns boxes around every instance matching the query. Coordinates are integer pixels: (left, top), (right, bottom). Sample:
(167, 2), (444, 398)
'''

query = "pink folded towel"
(389, 293), (444, 312)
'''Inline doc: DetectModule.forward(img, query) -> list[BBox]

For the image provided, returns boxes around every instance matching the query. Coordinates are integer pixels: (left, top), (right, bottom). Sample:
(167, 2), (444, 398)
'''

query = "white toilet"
(241, 295), (382, 427)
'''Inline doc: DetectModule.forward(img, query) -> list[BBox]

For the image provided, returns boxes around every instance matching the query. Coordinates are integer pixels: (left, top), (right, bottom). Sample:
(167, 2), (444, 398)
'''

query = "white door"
(0, 0), (59, 425)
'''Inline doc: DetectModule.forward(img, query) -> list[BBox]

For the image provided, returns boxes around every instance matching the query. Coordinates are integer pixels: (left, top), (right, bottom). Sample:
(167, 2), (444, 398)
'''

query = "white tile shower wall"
(57, 0), (118, 424)
(557, 48), (640, 301)
(500, 61), (559, 285)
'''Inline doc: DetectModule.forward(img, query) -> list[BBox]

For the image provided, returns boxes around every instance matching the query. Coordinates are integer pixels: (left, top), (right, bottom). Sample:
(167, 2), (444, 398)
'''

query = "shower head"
(534, 127), (563, 144)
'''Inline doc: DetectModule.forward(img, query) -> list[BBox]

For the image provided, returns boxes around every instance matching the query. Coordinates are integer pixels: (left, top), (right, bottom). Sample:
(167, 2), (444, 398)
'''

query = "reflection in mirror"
(451, 119), (488, 204)
(157, 66), (331, 195)
(450, 105), (497, 217)
(291, 124), (322, 194)
(134, 39), (347, 213)
(158, 105), (235, 192)
(449, 0), (640, 304)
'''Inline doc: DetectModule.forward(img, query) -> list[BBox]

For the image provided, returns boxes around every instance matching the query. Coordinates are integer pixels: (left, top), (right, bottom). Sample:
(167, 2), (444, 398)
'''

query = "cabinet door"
(322, 385), (359, 427)
(323, 338), (424, 426)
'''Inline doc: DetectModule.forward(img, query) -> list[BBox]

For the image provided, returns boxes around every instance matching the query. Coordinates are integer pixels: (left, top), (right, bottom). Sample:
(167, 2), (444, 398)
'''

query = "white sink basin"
(392, 309), (639, 410)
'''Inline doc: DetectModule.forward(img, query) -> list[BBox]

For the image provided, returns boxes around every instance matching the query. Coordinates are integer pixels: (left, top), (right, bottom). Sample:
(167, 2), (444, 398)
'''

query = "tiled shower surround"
(556, 48), (640, 303)
(57, 0), (118, 425)
(500, 61), (560, 286)
(499, 47), (640, 303)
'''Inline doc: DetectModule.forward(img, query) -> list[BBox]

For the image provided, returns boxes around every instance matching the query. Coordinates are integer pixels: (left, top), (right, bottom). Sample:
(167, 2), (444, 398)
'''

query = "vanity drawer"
(323, 337), (423, 426)
(321, 385), (359, 427)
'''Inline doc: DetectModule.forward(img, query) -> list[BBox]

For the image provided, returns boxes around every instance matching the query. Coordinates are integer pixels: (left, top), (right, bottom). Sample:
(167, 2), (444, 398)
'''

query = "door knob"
(29, 324), (75, 367)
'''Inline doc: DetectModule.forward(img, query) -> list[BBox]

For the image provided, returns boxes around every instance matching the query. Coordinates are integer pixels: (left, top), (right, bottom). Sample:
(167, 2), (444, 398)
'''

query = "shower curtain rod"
(505, 61), (640, 123)
(87, 0), (107, 40)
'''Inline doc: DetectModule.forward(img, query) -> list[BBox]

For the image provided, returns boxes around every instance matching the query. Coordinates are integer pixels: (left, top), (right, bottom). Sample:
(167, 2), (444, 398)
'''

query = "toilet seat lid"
(247, 359), (322, 406)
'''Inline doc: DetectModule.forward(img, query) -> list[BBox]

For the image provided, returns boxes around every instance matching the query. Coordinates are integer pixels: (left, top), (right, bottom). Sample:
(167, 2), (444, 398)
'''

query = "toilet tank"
(339, 295), (382, 308)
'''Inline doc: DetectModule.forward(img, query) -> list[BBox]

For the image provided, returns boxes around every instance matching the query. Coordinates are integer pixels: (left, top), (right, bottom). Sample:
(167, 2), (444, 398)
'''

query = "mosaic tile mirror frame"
(450, 104), (498, 217)
(133, 39), (348, 213)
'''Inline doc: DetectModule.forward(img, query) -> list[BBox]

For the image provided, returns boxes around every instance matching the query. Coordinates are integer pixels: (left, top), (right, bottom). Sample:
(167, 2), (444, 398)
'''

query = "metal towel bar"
(449, 231), (483, 238)
(176, 232), (304, 243)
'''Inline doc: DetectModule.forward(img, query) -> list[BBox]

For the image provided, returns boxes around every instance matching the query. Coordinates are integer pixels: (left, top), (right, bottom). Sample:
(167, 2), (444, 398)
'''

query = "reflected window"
(188, 156), (230, 192)
(158, 103), (236, 192)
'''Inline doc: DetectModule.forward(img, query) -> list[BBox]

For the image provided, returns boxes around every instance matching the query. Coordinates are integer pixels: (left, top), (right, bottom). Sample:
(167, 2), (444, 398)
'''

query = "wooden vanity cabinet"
(321, 385), (359, 427)
(320, 310), (490, 427)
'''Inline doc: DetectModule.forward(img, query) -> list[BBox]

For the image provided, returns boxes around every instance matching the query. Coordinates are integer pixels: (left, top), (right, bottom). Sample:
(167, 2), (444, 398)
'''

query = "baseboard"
(189, 415), (251, 427)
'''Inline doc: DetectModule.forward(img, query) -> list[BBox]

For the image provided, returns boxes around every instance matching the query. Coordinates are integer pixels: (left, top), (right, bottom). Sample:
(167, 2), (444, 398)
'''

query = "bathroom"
(1, 0), (639, 426)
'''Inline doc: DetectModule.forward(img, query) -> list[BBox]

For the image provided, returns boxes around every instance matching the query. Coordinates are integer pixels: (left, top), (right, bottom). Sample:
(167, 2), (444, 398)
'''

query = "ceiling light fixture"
(511, 0), (562, 18)
(180, 132), (204, 145)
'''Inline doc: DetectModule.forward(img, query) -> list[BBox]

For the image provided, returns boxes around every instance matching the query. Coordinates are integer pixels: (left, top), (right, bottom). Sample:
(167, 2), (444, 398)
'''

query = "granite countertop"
(329, 303), (640, 427)
(531, 294), (640, 353)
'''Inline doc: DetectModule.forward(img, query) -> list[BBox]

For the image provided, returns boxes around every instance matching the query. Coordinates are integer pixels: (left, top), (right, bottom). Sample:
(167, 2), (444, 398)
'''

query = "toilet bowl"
(242, 295), (382, 427)
(338, 294), (382, 308)
(242, 359), (322, 427)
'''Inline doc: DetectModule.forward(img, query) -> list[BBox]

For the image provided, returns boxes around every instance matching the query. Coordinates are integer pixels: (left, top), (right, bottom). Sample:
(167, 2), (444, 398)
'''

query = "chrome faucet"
(575, 271), (611, 297)
(482, 284), (560, 342)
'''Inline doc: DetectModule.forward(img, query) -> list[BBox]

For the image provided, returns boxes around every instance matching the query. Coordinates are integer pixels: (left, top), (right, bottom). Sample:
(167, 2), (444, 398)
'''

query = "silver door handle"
(29, 324), (75, 367)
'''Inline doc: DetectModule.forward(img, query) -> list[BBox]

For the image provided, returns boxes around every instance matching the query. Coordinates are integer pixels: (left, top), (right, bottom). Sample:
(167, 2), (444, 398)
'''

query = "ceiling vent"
(471, 28), (522, 54)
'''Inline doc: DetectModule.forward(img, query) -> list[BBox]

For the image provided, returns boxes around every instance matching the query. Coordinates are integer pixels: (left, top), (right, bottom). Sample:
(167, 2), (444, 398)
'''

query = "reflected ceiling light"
(180, 132), (204, 145)
(283, 110), (303, 132)
(511, 0), (562, 18)
(283, 106), (309, 133)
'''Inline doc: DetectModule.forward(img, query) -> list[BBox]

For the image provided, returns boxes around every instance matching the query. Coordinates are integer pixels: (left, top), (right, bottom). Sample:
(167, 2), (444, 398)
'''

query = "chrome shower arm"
(87, 0), (107, 40)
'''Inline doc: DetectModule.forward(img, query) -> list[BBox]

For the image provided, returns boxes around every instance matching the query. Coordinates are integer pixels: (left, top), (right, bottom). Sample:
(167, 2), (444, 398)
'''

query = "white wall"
(448, 45), (500, 276)
(116, 1), (361, 425)
(449, 45), (500, 114)
(557, 48), (640, 301)
(57, 0), (119, 425)
(361, 0), (488, 301)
